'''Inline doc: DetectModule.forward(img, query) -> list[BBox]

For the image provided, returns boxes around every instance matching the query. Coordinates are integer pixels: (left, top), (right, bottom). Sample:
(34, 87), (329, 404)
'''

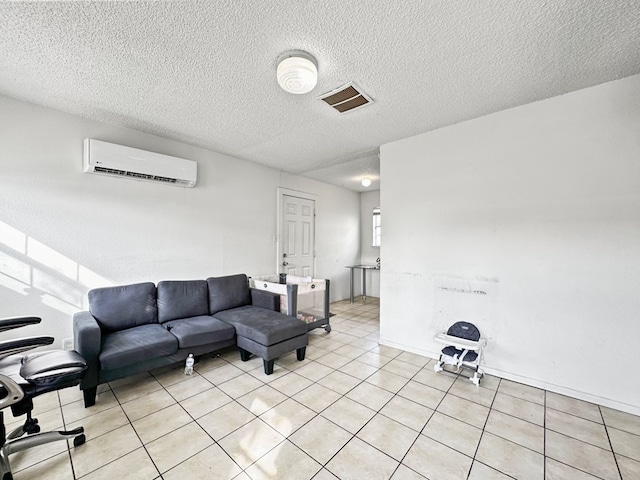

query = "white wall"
(359, 190), (381, 298)
(0, 96), (360, 347)
(380, 74), (640, 415)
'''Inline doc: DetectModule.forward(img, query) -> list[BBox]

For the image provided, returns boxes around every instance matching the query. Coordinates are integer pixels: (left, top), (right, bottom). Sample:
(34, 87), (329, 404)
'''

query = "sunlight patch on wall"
(0, 219), (113, 315)
(28, 238), (79, 281)
(0, 220), (25, 253)
(0, 250), (31, 289)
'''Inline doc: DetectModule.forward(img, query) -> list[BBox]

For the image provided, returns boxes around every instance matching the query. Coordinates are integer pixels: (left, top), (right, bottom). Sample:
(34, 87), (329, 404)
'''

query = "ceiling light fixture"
(361, 178), (372, 187)
(277, 50), (318, 95)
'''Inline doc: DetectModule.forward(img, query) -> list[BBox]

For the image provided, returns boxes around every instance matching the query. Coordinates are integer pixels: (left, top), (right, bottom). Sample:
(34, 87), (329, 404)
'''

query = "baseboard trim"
(379, 338), (640, 417)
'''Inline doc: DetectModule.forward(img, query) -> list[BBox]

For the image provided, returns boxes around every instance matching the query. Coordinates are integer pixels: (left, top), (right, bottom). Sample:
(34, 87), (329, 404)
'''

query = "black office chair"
(0, 316), (87, 480)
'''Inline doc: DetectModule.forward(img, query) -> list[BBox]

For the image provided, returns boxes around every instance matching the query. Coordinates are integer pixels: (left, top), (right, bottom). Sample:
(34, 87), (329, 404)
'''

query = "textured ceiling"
(1, 1), (639, 192)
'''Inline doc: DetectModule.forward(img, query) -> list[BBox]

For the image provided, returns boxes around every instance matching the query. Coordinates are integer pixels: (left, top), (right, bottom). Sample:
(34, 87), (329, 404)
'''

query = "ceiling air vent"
(318, 82), (373, 114)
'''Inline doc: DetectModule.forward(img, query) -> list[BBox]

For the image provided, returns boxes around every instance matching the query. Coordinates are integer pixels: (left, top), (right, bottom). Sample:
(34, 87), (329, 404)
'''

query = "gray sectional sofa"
(73, 274), (307, 407)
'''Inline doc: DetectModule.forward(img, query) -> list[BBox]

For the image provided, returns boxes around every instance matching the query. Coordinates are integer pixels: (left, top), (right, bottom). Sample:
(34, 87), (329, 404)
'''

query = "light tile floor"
(7, 298), (640, 479)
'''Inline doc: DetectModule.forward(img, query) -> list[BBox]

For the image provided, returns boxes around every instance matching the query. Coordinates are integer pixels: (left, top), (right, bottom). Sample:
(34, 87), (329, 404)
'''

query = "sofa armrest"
(73, 311), (101, 391)
(250, 288), (280, 312)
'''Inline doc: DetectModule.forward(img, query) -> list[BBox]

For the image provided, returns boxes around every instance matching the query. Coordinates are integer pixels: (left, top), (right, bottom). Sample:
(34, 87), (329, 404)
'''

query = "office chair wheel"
(3, 472), (14, 480)
(73, 434), (86, 447)
(324, 325), (331, 333)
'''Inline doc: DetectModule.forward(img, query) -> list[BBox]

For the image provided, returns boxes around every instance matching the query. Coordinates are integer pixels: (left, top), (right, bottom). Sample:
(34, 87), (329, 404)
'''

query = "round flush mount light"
(361, 178), (372, 187)
(277, 50), (318, 94)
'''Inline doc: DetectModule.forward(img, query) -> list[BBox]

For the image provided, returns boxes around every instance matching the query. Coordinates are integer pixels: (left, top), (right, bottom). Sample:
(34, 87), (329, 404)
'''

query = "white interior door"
(280, 194), (315, 277)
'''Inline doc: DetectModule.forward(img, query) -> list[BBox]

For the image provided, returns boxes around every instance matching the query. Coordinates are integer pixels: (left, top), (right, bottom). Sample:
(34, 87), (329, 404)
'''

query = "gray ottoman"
(214, 306), (308, 374)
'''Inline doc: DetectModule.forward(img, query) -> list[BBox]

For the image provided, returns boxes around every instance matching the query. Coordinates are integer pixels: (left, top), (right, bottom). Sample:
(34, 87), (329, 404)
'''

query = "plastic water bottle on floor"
(184, 354), (194, 375)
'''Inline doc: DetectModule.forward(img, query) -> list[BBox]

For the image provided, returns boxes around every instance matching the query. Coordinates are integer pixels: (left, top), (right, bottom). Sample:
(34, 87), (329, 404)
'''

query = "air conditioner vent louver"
(94, 166), (126, 176)
(318, 82), (373, 114)
(94, 166), (179, 184)
(83, 139), (197, 187)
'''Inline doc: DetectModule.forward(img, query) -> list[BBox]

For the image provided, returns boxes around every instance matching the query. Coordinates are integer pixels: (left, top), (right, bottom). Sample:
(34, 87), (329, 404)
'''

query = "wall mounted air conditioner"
(83, 138), (197, 187)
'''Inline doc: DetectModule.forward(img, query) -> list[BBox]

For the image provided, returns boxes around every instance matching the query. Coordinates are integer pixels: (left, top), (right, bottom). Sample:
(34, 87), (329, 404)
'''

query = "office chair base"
(0, 426), (85, 478)
(6, 418), (39, 441)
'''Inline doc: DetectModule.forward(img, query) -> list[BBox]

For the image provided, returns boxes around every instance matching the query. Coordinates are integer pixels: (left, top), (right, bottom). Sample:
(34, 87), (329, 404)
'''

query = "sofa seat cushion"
(214, 306), (307, 346)
(100, 324), (178, 371)
(162, 315), (235, 349)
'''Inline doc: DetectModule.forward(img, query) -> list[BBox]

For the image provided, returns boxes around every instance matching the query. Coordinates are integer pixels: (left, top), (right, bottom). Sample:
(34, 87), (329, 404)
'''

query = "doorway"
(277, 189), (316, 278)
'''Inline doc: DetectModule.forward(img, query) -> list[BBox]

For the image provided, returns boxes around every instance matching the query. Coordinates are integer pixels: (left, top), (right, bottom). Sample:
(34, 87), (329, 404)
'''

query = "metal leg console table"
(345, 265), (380, 303)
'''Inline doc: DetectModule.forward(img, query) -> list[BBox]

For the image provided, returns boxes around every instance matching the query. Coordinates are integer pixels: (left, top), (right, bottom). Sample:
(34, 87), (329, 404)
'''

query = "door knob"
(282, 262), (288, 266)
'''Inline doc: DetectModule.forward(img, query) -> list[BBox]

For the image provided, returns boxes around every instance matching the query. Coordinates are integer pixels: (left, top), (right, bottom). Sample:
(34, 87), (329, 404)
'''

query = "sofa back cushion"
(157, 280), (209, 323)
(207, 274), (251, 314)
(88, 282), (157, 333)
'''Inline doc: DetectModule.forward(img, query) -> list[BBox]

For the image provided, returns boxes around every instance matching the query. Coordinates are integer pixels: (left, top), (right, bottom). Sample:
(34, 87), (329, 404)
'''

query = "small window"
(372, 207), (381, 247)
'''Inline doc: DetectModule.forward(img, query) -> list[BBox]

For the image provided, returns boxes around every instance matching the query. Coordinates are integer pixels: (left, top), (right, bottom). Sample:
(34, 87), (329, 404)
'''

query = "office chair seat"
(0, 350), (87, 404)
(0, 317), (88, 480)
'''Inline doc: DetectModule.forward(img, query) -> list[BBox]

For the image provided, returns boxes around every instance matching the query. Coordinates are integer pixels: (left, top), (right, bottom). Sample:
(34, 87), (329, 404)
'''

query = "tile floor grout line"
(447, 369), (489, 480)
(546, 457), (610, 480)
(544, 422), (617, 452)
(18, 391), (80, 480)
(601, 421), (640, 439)
(229, 356), (327, 476)
(269, 308), (402, 478)
(599, 403), (624, 480)
(331, 369), (416, 468)
(160, 360), (250, 478)
(214, 417), (285, 478)
(389, 360), (461, 479)
(479, 403), (542, 428)
(543, 386), (547, 480)
(58, 388), (105, 480)
(495, 387), (546, 407)
(112, 374), (170, 480)
(130, 364), (234, 476)
(465, 376), (509, 479)
(545, 403), (607, 425)
(66, 385), (158, 479)
(56, 390), (82, 480)
(239, 435), (323, 479)
(31, 298), (639, 480)
(545, 426), (623, 457)
(283, 332), (405, 478)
